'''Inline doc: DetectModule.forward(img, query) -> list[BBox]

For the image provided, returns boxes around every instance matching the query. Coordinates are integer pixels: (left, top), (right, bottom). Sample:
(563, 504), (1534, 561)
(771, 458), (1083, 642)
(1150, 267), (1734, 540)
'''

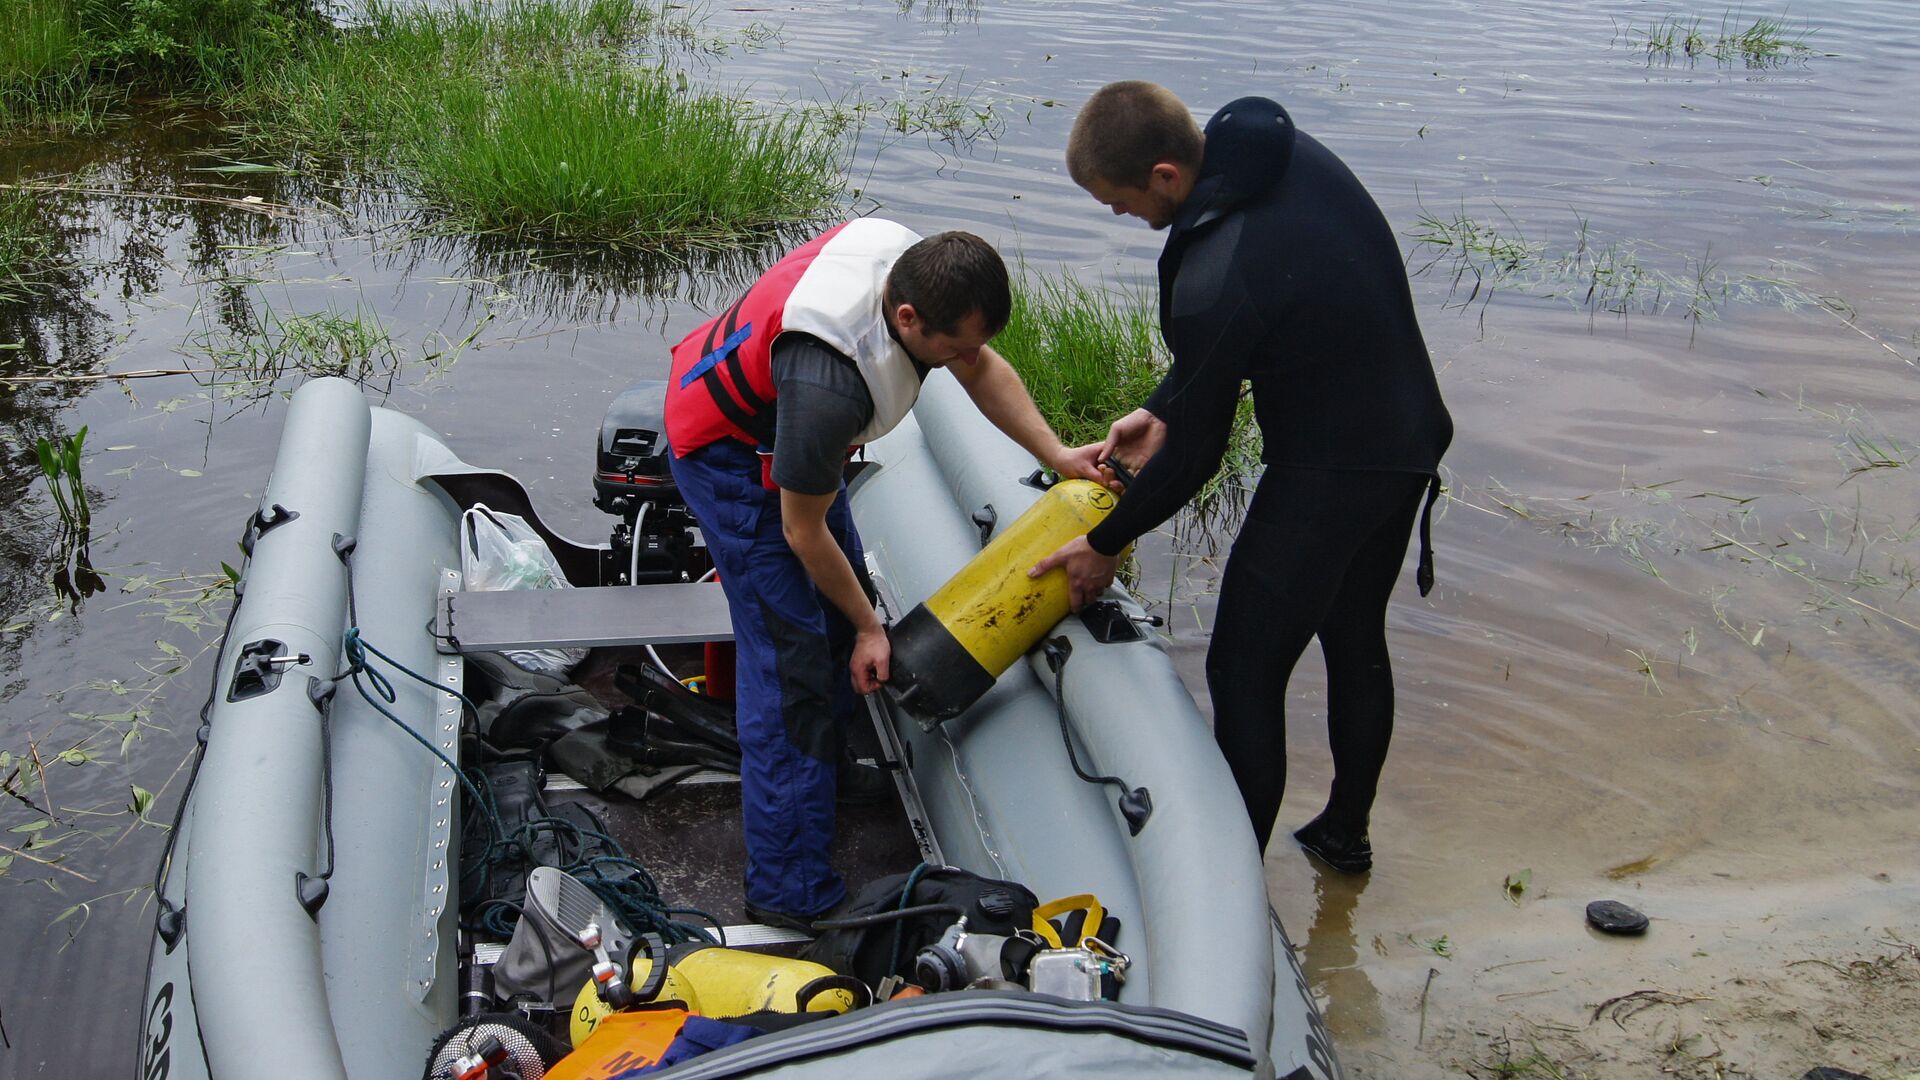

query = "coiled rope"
(339, 625), (721, 946)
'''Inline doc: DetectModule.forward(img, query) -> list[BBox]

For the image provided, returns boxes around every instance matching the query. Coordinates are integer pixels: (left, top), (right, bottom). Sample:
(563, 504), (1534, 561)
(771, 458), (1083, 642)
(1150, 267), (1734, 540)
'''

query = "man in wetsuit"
(1031, 83), (1453, 873)
(666, 221), (1102, 927)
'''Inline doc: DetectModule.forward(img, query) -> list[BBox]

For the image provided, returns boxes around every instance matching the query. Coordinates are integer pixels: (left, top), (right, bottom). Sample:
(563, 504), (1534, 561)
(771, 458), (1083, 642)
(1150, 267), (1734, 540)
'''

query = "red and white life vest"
(665, 219), (925, 459)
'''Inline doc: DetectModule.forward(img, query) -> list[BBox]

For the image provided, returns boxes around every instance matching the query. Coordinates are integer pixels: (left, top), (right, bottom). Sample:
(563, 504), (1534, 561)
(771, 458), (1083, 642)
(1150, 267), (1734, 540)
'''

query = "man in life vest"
(665, 220), (1103, 928)
(1031, 83), (1454, 874)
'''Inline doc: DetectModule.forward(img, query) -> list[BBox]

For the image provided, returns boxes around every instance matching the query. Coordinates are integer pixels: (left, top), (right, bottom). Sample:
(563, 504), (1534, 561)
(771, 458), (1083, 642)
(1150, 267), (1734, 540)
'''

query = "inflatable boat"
(137, 375), (1341, 1079)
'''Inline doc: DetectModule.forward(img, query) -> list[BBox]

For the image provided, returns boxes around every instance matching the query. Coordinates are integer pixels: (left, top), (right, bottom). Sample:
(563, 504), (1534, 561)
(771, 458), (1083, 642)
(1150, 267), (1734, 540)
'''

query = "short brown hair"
(886, 231), (1012, 337)
(1066, 81), (1204, 189)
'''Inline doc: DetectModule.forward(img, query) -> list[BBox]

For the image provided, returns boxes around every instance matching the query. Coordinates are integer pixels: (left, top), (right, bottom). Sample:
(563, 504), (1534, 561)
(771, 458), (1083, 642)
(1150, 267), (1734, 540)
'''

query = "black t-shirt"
(769, 333), (929, 495)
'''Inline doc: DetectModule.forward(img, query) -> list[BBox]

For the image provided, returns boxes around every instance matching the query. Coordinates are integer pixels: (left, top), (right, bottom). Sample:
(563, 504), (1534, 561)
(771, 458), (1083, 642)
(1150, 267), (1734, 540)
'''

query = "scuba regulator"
(911, 917), (1048, 992)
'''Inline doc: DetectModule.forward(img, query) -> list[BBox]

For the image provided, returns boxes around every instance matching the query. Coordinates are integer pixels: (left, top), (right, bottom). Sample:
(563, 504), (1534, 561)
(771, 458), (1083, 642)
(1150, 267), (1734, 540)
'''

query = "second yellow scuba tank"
(569, 941), (858, 1046)
(886, 478), (1124, 722)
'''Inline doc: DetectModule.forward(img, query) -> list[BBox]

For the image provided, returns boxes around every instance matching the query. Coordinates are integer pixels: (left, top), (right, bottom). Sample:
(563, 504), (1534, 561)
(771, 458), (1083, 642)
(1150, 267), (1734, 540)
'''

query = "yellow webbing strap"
(1031, 894), (1105, 949)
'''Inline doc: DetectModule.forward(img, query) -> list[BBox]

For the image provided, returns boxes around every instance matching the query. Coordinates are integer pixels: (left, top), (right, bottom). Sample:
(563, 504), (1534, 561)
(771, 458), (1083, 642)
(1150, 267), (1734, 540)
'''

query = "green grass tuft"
(224, 0), (848, 249)
(400, 64), (842, 245)
(4, 0), (849, 250)
(0, 0), (92, 131)
(996, 272), (1261, 525)
(1621, 11), (1819, 66)
(2, 0), (323, 135)
(0, 0), (82, 87)
(995, 273), (1167, 448)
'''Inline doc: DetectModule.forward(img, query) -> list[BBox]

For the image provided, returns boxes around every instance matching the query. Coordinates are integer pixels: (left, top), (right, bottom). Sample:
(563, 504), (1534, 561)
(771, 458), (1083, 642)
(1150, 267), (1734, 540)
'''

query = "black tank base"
(885, 604), (995, 725)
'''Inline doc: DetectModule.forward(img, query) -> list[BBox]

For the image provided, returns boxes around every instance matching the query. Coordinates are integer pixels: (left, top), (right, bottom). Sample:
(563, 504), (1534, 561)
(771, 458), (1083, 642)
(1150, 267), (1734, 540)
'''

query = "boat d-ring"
(239, 503), (300, 556)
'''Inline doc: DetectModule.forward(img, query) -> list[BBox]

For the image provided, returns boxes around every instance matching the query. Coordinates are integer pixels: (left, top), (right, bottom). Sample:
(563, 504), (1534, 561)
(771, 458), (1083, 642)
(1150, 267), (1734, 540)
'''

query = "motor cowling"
(594, 380), (679, 515)
(593, 380), (702, 584)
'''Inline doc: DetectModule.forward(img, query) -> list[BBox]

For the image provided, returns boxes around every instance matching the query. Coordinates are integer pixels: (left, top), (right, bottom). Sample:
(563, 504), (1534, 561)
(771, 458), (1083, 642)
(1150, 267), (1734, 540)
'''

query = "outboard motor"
(593, 380), (704, 584)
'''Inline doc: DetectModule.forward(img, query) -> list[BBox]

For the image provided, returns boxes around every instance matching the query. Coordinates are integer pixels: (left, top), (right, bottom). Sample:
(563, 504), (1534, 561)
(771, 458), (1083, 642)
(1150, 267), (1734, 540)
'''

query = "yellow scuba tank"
(886, 478), (1125, 722)
(569, 943), (857, 1045)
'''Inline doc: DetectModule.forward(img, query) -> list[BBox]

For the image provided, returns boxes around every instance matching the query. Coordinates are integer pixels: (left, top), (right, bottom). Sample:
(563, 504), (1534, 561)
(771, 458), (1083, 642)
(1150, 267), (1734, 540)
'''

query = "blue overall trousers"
(668, 440), (861, 917)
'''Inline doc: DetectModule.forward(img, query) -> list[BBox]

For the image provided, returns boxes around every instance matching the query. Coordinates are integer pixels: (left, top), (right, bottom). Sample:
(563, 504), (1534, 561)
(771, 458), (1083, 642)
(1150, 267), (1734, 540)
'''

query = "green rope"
(342, 626), (503, 843)
(888, 861), (934, 978)
(344, 626), (721, 946)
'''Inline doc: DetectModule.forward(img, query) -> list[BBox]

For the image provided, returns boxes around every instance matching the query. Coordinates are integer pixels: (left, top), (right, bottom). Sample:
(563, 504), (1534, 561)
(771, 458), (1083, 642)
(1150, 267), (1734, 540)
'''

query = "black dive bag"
(804, 866), (1038, 986)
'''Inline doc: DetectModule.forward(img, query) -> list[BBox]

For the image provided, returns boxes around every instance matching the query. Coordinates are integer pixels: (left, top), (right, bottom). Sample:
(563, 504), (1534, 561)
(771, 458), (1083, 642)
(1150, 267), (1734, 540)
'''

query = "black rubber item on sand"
(1585, 899), (1650, 935)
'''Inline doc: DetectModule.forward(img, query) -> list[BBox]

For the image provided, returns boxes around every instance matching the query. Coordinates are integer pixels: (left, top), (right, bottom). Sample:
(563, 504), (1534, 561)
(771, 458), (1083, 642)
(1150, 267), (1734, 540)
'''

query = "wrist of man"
(1085, 524), (1127, 558)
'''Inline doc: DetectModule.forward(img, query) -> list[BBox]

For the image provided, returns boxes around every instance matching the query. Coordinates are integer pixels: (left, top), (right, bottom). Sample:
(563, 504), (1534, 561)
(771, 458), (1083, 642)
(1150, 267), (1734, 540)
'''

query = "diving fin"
(615, 662), (740, 751)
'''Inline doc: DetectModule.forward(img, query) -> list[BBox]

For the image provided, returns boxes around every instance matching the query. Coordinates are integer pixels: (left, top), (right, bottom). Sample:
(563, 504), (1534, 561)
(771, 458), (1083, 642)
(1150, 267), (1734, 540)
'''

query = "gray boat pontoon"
(138, 376), (1342, 1079)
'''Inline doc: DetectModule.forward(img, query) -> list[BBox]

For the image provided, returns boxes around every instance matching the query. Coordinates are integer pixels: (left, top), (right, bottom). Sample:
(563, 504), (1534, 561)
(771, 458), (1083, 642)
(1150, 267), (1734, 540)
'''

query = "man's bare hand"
(1101, 408), (1167, 474)
(851, 625), (891, 694)
(1051, 442), (1111, 486)
(1029, 535), (1119, 612)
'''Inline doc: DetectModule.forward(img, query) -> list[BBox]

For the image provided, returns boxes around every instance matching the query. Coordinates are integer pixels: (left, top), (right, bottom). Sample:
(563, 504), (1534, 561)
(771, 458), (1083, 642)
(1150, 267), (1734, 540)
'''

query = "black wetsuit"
(1084, 97), (1453, 852)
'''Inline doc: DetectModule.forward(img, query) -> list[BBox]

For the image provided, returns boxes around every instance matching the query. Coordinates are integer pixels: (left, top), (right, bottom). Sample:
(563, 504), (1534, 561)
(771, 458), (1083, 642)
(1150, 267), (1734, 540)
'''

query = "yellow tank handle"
(1031, 894), (1106, 949)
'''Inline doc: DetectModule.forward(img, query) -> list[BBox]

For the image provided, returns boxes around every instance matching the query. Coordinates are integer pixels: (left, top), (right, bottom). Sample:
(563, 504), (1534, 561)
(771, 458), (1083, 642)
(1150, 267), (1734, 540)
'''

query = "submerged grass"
(1618, 11), (1820, 66)
(1408, 203), (1842, 338)
(0, 187), (67, 301)
(2, 567), (231, 886)
(178, 297), (453, 406)
(809, 69), (1009, 150)
(996, 272), (1261, 530)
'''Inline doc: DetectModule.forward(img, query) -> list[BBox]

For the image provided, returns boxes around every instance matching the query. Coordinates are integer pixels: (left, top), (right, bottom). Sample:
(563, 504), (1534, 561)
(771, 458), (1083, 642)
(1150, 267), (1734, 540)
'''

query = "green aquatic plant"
(1619, 11), (1819, 66)
(183, 302), (404, 395)
(33, 425), (90, 533)
(31, 424), (105, 611)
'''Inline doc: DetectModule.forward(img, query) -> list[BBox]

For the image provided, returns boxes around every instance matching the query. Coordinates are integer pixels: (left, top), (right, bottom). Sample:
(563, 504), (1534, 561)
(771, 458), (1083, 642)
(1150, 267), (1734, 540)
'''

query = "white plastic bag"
(459, 503), (588, 677)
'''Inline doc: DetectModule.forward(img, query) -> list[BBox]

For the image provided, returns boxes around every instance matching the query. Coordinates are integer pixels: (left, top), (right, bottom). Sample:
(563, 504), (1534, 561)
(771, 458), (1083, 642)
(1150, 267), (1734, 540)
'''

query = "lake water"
(3, 1), (1917, 1075)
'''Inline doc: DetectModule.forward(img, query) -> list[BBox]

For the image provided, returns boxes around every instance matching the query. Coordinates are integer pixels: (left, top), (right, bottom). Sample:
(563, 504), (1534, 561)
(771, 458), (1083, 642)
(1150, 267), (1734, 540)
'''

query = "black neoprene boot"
(835, 756), (893, 806)
(742, 900), (826, 935)
(1293, 813), (1373, 874)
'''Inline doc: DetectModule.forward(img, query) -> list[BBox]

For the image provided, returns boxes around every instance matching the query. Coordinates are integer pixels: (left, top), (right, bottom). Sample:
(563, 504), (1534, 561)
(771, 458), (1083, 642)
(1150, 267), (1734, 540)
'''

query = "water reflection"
(399, 223), (807, 326)
(895, 0), (981, 30)
(1300, 867), (1386, 1043)
(1, 190), (106, 652)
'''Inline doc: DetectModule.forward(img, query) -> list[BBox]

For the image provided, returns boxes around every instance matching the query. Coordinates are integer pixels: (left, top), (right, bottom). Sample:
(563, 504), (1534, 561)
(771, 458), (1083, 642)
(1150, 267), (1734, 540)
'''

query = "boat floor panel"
(548, 783), (921, 931)
(542, 646), (919, 932)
